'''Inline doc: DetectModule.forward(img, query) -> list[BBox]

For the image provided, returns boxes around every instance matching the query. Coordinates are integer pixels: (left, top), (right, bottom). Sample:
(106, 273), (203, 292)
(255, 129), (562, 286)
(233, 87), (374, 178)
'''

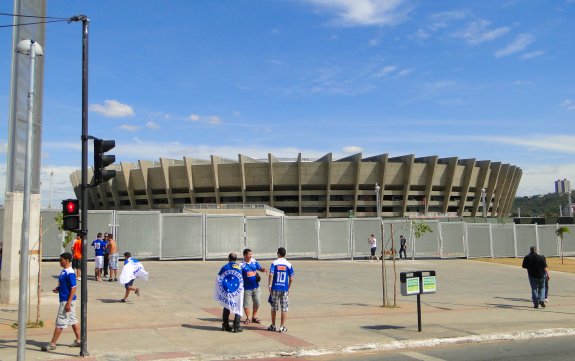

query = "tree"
(413, 222), (433, 240)
(55, 212), (75, 249)
(555, 226), (570, 265)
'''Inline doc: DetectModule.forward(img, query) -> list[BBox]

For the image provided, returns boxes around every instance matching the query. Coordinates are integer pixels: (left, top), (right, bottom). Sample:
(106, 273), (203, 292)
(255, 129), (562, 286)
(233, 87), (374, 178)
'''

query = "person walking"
(215, 252), (244, 333)
(107, 233), (119, 282)
(240, 248), (267, 324)
(368, 234), (378, 261)
(91, 233), (106, 281)
(71, 233), (82, 280)
(399, 235), (407, 260)
(267, 247), (294, 333)
(522, 246), (550, 309)
(41, 252), (81, 351)
(119, 252), (148, 302)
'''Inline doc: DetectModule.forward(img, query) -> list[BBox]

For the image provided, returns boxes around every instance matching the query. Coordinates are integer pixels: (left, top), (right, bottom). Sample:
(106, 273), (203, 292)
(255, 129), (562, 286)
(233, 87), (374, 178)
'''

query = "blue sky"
(1, 0), (575, 208)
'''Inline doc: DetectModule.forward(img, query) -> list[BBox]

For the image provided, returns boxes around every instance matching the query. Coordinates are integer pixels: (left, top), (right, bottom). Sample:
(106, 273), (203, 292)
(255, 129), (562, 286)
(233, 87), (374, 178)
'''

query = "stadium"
(70, 153), (521, 218)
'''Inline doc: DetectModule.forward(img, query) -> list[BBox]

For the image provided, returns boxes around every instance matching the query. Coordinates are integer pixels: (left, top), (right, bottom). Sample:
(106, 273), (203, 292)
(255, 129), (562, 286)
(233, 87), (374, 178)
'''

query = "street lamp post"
(15, 38), (43, 361)
(481, 188), (487, 218)
(375, 183), (381, 218)
(49, 170), (54, 209)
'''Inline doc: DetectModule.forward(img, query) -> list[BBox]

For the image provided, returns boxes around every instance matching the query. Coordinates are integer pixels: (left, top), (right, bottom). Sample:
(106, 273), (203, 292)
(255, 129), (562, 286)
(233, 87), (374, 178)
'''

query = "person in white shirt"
(368, 234), (378, 261)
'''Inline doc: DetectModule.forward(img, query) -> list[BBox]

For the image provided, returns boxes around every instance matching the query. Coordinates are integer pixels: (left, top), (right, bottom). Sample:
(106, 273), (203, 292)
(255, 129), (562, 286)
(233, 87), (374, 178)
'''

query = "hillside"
(512, 192), (574, 218)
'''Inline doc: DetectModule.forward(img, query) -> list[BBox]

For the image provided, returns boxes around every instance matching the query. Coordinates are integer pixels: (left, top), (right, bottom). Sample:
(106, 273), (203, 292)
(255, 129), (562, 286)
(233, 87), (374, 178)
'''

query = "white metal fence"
(1, 208), (574, 261)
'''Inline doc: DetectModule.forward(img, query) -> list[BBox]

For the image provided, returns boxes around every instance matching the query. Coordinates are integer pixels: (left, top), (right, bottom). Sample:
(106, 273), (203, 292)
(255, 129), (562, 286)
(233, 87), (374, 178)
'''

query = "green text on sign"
(422, 276), (436, 293)
(406, 277), (420, 295)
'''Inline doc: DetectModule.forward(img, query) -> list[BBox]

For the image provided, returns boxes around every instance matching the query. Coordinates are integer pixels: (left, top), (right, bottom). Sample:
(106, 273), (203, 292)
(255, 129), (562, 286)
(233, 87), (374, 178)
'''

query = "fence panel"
(491, 224), (516, 258)
(161, 213), (204, 260)
(205, 215), (245, 259)
(40, 210), (64, 260)
(352, 218), (381, 258)
(439, 222), (466, 258)
(537, 225), (559, 257)
(116, 211), (161, 258)
(381, 221), (411, 258)
(515, 225), (537, 257)
(284, 217), (318, 258)
(412, 221), (440, 258)
(245, 216), (283, 259)
(467, 224), (491, 258)
(318, 219), (351, 259)
(560, 225), (575, 256)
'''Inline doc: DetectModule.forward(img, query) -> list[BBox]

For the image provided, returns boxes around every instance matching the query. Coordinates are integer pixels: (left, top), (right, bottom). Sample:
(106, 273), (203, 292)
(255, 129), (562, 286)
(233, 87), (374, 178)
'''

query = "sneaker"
(76, 277), (81, 281)
(278, 326), (287, 333)
(70, 340), (81, 347)
(544, 298), (549, 303)
(539, 300), (546, 308)
(232, 327), (243, 333)
(135, 288), (141, 297)
(120, 299), (127, 303)
(41, 343), (56, 351)
(108, 278), (114, 282)
(267, 324), (276, 331)
(114, 278), (118, 282)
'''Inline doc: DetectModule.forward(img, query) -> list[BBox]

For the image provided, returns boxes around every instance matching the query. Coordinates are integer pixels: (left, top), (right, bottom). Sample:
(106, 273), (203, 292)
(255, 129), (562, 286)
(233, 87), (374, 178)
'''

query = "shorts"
(244, 287), (261, 308)
(72, 258), (81, 269)
(125, 279), (134, 289)
(269, 290), (289, 312)
(109, 253), (119, 270)
(371, 247), (377, 256)
(55, 301), (78, 328)
(94, 256), (104, 269)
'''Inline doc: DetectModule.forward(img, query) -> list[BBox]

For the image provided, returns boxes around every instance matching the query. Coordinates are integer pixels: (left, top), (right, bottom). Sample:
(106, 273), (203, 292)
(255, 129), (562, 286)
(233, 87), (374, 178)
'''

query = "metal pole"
(417, 293), (422, 332)
(16, 39), (38, 361)
(79, 16), (90, 357)
(49, 171), (54, 208)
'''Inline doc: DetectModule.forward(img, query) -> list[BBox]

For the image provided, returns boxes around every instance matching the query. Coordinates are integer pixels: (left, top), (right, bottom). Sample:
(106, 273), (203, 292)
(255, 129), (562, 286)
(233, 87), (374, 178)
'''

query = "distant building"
(555, 179), (571, 194)
(70, 153), (522, 218)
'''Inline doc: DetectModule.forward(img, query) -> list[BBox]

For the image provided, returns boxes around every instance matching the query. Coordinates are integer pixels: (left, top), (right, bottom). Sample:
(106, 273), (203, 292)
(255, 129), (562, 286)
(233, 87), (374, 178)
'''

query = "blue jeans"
(528, 276), (545, 306)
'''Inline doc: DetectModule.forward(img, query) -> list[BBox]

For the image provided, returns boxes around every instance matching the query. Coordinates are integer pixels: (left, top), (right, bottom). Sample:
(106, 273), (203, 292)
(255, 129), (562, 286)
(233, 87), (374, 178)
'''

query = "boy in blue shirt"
(41, 252), (81, 351)
(267, 247), (294, 333)
(91, 233), (106, 281)
(240, 248), (266, 324)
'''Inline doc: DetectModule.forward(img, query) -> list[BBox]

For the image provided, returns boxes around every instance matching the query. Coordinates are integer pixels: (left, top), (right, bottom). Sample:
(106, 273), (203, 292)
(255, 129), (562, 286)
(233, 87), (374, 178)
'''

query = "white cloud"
(146, 121), (160, 129)
(233, 111), (241, 116)
(429, 10), (467, 30)
(454, 19), (510, 45)
(343, 145), (363, 153)
(562, 99), (575, 111)
(306, 0), (411, 27)
(516, 163), (575, 196)
(208, 116), (222, 125)
(409, 29), (430, 40)
(472, 135), (575, 154)
(118, 124), (141, 132)
(520, 50), (545, 60)
(374, 65), (397, 77)
(89, 99), (135, 118)
(189, 114), (201, 121)
(396, 68), (414, 77)
(495, 33), (534, 58)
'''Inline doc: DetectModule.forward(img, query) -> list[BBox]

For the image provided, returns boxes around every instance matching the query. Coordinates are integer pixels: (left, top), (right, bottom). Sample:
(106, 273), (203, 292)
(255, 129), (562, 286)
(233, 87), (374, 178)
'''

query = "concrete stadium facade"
(70, 153), (522, 218)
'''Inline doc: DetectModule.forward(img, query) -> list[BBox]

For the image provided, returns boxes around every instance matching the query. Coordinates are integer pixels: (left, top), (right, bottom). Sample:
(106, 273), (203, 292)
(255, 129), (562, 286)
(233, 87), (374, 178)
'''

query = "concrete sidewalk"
(1, 258), (575, 361)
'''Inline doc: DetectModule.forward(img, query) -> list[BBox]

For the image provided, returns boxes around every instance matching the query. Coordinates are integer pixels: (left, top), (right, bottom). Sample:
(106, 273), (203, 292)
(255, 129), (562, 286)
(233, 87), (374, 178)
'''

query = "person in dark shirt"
(522, 246), (550, 309)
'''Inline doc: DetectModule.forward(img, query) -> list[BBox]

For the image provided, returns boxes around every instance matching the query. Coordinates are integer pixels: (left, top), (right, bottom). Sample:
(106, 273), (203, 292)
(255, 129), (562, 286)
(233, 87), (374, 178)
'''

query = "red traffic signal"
(62, 199), (80, 232)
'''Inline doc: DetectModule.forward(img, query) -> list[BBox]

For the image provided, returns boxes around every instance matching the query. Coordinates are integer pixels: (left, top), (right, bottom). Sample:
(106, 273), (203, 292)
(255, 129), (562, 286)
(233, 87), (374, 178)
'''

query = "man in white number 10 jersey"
(267, 247), (294, 333)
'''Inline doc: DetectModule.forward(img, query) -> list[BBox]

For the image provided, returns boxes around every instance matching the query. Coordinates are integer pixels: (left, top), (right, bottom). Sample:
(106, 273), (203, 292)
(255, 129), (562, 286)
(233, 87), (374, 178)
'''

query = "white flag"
(213, 268), (244, 316)
(119, 258), (149, 285)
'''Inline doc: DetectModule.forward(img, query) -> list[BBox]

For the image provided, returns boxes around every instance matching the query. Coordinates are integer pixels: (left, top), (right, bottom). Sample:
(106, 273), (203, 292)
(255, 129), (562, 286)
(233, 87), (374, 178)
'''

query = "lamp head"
(16, 39), (43, 56)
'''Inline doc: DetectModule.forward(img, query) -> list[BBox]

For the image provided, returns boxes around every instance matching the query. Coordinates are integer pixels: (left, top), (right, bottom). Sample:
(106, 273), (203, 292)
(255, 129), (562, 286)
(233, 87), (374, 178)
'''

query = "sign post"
(400, 270), (436, 331)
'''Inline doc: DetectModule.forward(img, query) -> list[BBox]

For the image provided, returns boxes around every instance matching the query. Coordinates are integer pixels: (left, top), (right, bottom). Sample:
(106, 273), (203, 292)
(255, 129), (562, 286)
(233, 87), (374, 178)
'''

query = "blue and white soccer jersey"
(241, 259), (262, 291)
(56, 267), (78, 328)
(269, 258), (294, 291)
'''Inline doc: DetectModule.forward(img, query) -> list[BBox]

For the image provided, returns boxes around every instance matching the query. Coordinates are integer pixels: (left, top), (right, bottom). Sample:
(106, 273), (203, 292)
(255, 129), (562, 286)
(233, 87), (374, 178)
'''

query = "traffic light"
(62, 199), (80, 231)
(93, 138), (116, 185)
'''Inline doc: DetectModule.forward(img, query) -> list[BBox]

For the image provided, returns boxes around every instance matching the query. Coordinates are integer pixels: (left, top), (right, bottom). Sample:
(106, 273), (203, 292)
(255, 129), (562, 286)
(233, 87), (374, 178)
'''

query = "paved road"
(1, 257), (574, 360)
(311, 335), (575, 361)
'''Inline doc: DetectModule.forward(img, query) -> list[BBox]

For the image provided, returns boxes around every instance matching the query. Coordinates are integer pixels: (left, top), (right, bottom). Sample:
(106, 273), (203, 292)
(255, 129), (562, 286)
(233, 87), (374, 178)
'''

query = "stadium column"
(401, 155), (415, 217)
(471, 161), (491, 217)
(485, 162), (502, 218)
(267, 153), (275, 207)
(183, 157), (196, 205)
(423, 156), (438, 216)
(457, 159), (476, 217)
(159, 158), (173, 208)
(441, 157), (458, 214)
(239, 155), (247, 204)
(325, 153), (333, 218)
(492, 164), (511, 217)
(377, 154), (388, 217)
(352, 153), (362, 216)
(120, 162), (136, 208)
(499, 166), (518, 217)
(210, 155), (221, 204)
(138, 160), (154, 209)
(297, 153), (302, 216)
